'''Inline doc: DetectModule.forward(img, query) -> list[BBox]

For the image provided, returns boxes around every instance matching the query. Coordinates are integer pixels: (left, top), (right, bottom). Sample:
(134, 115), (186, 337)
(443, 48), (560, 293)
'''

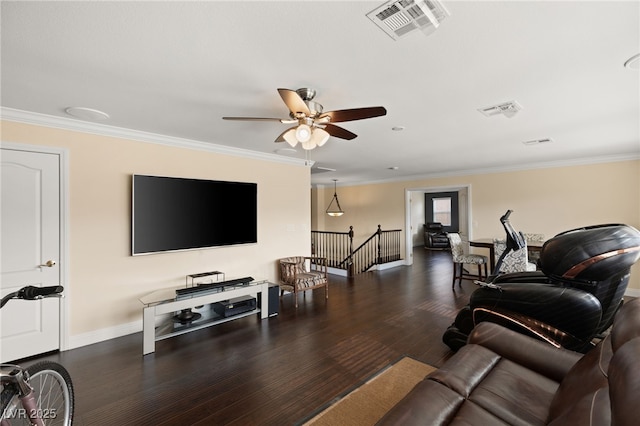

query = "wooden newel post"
(376, 225), (382, 264)
(347, 226), (355, 277)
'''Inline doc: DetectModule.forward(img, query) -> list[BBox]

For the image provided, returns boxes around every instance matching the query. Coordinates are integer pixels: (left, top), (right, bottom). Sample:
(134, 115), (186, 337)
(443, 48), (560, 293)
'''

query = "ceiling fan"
(222, 88), (387, 150)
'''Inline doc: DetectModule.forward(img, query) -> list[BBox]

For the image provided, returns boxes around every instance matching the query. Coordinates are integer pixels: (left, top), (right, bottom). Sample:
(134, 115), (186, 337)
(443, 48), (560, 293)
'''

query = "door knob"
(40, 260), (57, 268)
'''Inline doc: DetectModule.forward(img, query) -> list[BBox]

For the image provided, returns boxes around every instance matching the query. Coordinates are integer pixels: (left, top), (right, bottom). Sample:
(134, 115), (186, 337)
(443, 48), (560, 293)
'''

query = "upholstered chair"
(523, 233), (545, 265)
(446, 233), (488, 288)
(278, 256), (328, 308)
(493, 239), (537, 273)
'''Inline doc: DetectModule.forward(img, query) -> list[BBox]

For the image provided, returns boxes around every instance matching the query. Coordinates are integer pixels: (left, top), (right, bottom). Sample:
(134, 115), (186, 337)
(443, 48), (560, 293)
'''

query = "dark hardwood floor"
(26, 248), (476, 425)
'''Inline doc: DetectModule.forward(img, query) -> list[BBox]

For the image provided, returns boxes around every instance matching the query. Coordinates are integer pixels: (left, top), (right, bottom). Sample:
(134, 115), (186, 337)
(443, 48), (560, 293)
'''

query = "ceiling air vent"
(311, 166), (337, 175)
(522, 138), (554, 146)
(367, 0), (450, 41)
(478, 101), (523, 118)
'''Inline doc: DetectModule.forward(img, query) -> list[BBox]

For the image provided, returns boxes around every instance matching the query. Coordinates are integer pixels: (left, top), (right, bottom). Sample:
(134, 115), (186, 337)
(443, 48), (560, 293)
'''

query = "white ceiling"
(2, 1), (639, 185)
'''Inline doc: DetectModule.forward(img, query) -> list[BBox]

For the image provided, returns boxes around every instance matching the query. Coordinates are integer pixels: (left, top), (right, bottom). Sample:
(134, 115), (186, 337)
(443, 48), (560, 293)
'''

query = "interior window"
(432, 197), (452, 226)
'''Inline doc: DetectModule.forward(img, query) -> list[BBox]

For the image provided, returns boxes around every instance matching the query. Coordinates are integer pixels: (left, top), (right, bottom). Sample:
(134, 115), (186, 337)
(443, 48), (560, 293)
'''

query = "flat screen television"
(132, 175), (257, 255)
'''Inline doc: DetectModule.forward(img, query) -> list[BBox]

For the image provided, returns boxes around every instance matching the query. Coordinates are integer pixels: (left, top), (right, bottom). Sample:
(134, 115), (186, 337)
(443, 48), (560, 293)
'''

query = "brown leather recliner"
(377, 297), (640, 425)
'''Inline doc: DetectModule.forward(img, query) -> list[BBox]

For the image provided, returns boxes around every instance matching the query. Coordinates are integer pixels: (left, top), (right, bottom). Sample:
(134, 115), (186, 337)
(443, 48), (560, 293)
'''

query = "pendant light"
(326, 179), (344, 217)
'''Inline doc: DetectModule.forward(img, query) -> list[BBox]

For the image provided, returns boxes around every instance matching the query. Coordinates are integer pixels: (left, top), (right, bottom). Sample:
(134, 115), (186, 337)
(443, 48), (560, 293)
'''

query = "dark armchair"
(424, 222), (450, 249)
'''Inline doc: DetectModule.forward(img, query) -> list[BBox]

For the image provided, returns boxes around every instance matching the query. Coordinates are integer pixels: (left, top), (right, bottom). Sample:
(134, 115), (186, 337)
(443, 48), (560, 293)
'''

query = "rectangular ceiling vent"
(311, 166), (337, 174)
(367, 0), (450, 41)
(522, 138), (554, 146)
(478, 101), (523, 118)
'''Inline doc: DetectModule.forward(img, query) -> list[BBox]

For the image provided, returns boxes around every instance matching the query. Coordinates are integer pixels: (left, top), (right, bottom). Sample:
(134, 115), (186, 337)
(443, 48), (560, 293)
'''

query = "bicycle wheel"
(11, 361), (75, 426)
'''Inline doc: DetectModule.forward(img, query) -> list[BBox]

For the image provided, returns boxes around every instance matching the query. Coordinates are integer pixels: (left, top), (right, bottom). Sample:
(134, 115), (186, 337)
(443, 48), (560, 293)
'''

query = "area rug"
(303, 357), (436, 425)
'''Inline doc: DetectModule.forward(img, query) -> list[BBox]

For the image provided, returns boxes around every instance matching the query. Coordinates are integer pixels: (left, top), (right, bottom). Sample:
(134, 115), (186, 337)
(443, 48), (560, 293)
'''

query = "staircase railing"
(311, 225), (402, 277)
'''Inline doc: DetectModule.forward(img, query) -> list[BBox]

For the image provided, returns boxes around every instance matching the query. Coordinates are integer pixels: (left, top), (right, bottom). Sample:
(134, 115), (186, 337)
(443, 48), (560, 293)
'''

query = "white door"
(1, 148), (61, 362)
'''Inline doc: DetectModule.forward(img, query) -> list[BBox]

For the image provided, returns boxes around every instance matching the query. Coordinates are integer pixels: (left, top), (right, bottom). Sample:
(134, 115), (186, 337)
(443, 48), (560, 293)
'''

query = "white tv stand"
(139, 278), (270, 355)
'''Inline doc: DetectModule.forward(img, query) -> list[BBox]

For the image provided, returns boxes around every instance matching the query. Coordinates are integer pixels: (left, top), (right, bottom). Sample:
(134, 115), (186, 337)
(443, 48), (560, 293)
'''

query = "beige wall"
(2, 121), (311, 343)
(312, 160), (640, 290)
(3, 118), (639, 349)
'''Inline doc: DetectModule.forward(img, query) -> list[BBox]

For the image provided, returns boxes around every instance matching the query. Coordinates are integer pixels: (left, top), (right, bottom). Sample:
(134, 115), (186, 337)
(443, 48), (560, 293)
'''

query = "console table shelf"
(154, 307), (261, 342)
(140, 279), (269, 355)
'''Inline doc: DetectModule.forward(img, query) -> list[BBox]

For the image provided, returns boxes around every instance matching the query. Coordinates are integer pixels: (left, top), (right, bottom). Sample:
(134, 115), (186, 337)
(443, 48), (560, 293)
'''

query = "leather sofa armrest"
(468, 322), (582, 382)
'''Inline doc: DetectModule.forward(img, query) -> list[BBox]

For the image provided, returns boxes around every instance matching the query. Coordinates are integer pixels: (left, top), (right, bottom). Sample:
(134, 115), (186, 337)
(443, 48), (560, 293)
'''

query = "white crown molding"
(341, 152), (640, 187)
(1, 107), (312, 168)
(4, 107), (636, 187)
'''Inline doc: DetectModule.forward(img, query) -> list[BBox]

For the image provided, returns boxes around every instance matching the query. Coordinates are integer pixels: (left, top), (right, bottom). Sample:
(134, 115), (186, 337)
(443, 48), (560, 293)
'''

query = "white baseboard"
(328, 267), (347, 277)
(328, 259), (407, 277)
(369, 259), (407, 271)
(625, 288), (640, 298)
(65, 320), (142, 351)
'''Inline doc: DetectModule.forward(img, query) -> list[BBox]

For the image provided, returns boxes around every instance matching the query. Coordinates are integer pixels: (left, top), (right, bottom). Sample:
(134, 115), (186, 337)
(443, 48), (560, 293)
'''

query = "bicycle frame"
(1, 286), (72, 426)
(1, 366), (44, 426)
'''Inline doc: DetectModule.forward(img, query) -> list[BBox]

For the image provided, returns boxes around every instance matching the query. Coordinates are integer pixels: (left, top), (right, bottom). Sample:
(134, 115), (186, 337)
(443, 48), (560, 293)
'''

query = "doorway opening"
(405, 185), (470, 266)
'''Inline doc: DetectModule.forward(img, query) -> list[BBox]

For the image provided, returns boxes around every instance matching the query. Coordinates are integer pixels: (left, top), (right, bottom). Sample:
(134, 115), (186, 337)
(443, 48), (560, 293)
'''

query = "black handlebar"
(20, 285), (64, 300)
(500, 209), (513, 223)
(1, 285), (64, 309)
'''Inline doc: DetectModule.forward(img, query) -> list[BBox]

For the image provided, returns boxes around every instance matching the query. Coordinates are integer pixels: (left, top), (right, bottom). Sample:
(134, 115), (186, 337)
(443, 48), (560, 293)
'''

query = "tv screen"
(132, 175), (257, 255)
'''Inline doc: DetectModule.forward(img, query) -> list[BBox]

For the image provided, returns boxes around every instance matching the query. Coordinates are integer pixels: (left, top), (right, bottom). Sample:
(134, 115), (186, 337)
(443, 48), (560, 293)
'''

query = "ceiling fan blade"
(278, 88), (311, 117)
(324, 123), (357, 140)
(319, 106), (387, 123)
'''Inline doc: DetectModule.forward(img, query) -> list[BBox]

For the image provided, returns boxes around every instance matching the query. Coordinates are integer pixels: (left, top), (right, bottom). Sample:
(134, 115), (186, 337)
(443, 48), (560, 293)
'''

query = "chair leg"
(477, 264), (482, 281)
(451, 263), (457, 288)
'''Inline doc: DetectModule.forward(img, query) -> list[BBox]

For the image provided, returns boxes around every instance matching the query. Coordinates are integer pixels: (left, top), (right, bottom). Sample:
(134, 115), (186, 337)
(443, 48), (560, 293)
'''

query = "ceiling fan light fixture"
(301, 140), (317, 150)
(295, 124), (312, 142)
(224, 88), (387, 150)
(311, 128), (330, 147)
(282, 128), (298, 147)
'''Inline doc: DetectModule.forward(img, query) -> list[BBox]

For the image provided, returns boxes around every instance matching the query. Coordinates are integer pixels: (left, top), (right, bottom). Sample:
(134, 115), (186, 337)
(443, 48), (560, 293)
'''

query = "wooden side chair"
(278, 256), (328, 308)
(447, 233), (488, 288)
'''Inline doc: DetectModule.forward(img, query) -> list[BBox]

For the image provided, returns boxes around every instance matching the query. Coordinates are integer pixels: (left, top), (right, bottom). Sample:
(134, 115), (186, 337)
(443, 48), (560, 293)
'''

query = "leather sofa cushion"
(608, 338), (640, 426)
(547, 336), (611, 421)
(468, 321), (581, 382)
(428, 345), (500, 397)
(611, 297), (640, 351)
(468, 358), (557, 425)
(547, 387), (610, 426)
(375, 378), (512, 426)
(428, 344), (558, 425)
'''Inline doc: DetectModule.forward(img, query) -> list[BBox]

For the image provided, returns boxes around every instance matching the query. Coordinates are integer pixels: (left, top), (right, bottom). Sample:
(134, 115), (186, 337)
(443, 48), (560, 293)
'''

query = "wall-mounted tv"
(132, 175), (257, 255)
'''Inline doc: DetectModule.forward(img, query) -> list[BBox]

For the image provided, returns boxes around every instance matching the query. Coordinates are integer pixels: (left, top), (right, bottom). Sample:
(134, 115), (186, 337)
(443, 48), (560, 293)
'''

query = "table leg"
(143, 306), (156, 355)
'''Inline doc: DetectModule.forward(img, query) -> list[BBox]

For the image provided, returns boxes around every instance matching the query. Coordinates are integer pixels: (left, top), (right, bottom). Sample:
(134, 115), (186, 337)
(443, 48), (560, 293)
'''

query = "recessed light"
(624, 53), (640, 70)
(64, 107), (110, 121)
(388, 166), (399, 170)
(392, 126), (405, 131)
